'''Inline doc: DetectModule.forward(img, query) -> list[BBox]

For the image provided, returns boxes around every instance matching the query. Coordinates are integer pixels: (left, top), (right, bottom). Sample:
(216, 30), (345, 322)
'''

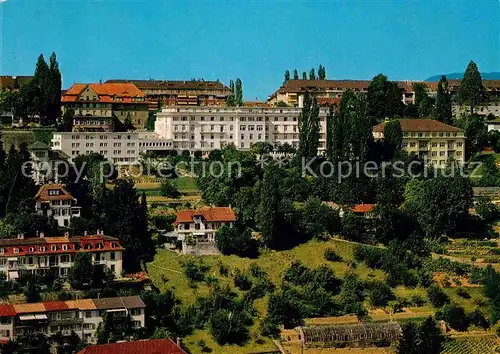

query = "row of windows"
(405, 141), (464, 148)
(404, 132), (461, 138)
(70, 135), (134, 140)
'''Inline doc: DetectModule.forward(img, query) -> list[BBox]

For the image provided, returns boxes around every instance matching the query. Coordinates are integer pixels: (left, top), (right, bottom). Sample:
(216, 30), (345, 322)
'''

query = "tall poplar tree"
(302, 72), (307, 80)
(435, 75), (452, 124)
(309, 68), (316, 80)
(318, 65), (326, 80)
(293, 69), (299, 80)
(284, 70), (290, 83)
(226, 80), (236, 106)
(235, 78), (243, 106)
(459, 60), (486, 114)
(256, 165), (279, 248)
(298, 92), (320, 158)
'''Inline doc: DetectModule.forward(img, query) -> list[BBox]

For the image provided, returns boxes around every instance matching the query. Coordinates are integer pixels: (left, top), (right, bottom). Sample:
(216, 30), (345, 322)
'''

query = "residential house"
(35, 184), (81, 227)
(0, 231), (123, 280)
(62, 83), (149, 130)
(172, 207), (236, 255)
(0, 296), (145, 345)
(372, 119), (466, 166)
(28, 142), (69, 185)
(77, 339), (186, 354)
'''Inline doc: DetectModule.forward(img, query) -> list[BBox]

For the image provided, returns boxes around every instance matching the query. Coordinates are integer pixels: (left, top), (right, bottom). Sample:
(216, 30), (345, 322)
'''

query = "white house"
(35, 184), (81, 227)
(171, 206), (236, 255)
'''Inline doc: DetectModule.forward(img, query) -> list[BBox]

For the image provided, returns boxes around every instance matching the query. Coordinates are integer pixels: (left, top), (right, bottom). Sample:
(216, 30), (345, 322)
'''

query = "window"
(51, 245), (57, 251)
(62, 245), (68, 251)
(0, 248), (3, 255)
(40, 246), (46, 252)
(132, 321), (142, 328)
(131, 308), (142, 316)
(61, 255), (70, 263)
(14, 248), (19, 254)
(85, 311), (92, 318)
(110, 252), (115, 261)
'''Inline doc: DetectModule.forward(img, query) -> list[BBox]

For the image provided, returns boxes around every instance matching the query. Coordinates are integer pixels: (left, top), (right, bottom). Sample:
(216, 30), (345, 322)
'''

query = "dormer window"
(0, 248), (4, 255)
(62, 245), (68, 251)
(29, 247), (34, 253)
(14, 248), (19, 254)
(51, 245), (57, 251)
(48, 189), (61, 196)
(84, 244), (92, 250)
(40, 246), (46, 252)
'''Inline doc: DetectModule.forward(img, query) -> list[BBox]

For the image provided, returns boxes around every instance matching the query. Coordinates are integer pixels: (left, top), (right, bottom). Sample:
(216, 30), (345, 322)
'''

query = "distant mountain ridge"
(424, 72), (500, 82)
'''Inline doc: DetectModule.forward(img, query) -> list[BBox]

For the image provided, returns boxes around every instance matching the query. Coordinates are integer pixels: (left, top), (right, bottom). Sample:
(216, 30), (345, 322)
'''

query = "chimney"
(39, 232), (45, 238)
(96, 229), (101, 236)
(64, 231), (69, 237)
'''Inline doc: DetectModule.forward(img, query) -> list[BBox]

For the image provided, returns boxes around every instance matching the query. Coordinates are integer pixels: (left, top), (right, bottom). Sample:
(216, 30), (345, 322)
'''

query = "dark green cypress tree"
(284, 70), (290, 83)
(298, 92), (320, 158)
(459, 60), (486, 114)
(309, 68), (316, 80)
(293, 69), (299, 80)
(435, 75), (452, 124)
(256, 165), (279, 248)
(302, 72), (307, 80)
(235, 78), (243, 106)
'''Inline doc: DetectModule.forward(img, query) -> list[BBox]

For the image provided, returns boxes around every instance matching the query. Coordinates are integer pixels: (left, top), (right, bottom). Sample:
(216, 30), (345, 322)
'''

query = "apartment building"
(62, 83), (149, 130)
(268, 79), (500, 110)
(171, 207), (236, 255)
(51, 131), (173, 165)
(155, 105), (329, 154)
(35, 184), (81, 227)
(372, 119), (466, 165)
(106, 79), (232, 109)
(0, 231), (123, 280)
(0, 296), (145, 344)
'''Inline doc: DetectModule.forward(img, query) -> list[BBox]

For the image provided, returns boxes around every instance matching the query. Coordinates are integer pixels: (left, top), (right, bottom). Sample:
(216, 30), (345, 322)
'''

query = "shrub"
(457, 288), (471, 299)
(181, 260), (210, 285)
(283, 261), (311, 286)
(218, 262), (229, 277)
(160, 179), (180, 198)
(426, 284), (450, 308)
(260, 317), (280, 338)
(244, 278), (275, 302)
(411, 294), (426, 307)
(324, 248), (342, 262)
(365, 280), (394, 307)
(233, 270), (252, 291)
(353, 245), (388, 269)
(436, 304), (469, 331)
(249, 263), (267, 279)
(469, 309), (490, 330)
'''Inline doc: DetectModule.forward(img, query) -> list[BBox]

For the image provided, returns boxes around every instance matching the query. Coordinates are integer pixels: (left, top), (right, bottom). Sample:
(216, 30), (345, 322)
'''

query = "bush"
(218, 262), (229, 277)
(426, 284), (450, 308)
(160, 179), (180, 198)
(365, 280), (394, 307)
(436, 304), (469, 331)
(411, 294), (426, 307)
(469, 309), (490, 330)
(353, 245), (388, 269)
(457, 288), (471, 299)
(249, 263), (267, 279)
(283, 261), (311, 286)
(324, 248), (342, 262)
(215, 225), (258, 258)
(234, 270), (252, 291)
(244, 278), (275, 302)
(260, 317), (280, 338)
(181, 260), (210, 285)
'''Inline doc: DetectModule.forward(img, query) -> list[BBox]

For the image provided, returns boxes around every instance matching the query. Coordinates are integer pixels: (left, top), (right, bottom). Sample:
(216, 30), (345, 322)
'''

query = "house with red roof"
(62, 82), (149, 130)
(171, 207), (236, 255)
(78, 339), (186, 354)
(35, 183), (81, 227)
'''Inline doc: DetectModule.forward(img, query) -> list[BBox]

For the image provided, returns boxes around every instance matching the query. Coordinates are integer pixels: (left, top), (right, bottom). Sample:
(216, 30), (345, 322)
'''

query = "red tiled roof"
(243, 101), (271, 107)
(62, 83), (145, 103)
(106, 79), (231, 92)
(43, 301), (70, 312)
(35, 184), (75, 202)
(77, 339), (186, 354)
(174, 207), (236, 225)
(352, 204), (376, 213)
(0, 305), (16, 317)
(372, 119), (462, 133)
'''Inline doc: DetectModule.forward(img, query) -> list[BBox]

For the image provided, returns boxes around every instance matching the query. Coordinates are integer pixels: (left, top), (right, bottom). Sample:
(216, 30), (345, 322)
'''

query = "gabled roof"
(62, 83), (144, 103)
(106, 79), (231, 92)
(28, 141), (51, 150)
(35, 184), (76, 202)
(77, 339), (186, 354)
(174, 207), (236, 224)
(372, 119), (462, 133)
(352, 204), (377, 213)
(0, 305), (16, 317)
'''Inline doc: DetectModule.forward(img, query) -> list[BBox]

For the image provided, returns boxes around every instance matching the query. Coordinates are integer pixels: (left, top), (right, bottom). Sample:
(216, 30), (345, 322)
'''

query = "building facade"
(268, 79), (500, 113)
(51, 131), (173, 164)
(372, 119), (466, 165)
(35, 184), (81, 227)
(155, 105), (329, 154)
(28, 142), (69, 185)
(0, 231), (123, 280)
(62, 83), (149, 130)
(0, 296), (145, 345)
(171, 207), (236, 255)
(106, 79), (232, 109)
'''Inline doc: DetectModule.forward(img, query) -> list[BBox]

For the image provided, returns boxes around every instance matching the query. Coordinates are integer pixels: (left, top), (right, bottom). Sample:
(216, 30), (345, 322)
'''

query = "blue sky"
(1, 1), (499, 100)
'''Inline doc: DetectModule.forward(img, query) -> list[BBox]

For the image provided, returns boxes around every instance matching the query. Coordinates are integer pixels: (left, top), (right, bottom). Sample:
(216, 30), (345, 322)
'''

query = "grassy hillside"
(147, 238), (490, 354)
